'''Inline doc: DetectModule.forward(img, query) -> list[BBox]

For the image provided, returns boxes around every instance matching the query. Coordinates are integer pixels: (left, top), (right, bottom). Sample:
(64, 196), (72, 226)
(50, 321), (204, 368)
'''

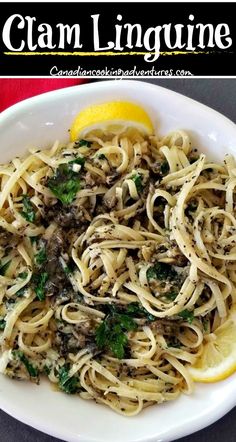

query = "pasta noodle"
(0, 125), (235, 415)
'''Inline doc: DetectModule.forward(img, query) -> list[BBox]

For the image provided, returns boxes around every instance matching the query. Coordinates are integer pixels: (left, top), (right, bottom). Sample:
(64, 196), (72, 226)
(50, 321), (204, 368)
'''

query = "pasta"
(0, 125), (235, 416)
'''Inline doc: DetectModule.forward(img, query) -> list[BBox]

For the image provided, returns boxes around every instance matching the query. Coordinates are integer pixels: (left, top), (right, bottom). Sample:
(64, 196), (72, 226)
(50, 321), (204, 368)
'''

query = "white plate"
(0, 80), (236, 442)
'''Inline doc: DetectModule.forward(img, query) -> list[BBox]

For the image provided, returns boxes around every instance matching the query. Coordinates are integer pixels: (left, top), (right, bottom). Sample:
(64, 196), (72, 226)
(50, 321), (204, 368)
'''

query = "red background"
(0, 79), (87, 112)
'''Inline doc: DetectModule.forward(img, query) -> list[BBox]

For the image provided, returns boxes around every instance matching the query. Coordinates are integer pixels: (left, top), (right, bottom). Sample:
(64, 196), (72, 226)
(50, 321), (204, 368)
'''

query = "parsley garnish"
(20, 195), (36, 223)
(63, 259), (75, 276)
(0, 318), (6, 330)
(63, 265), (72, 275)
(47, 163), (81, 205)
(131, 174), (143, 192)
(168, 341), (181, 349)
(179, 309), (194, 324)
(35, 247), (47, 265)
(160, 160), (169, 175)
(202, 317), (209, 332)
(147, 262), (177, 281)
(58, 365), (80, 394)
(18, 272), (28, 280)
(13, 350), (38, 378)
(16, 287), (27, 297)
(30, 236), (39, 244)
(166, 291), (178, 301)
(0, 260), (11, 276)
(126, 303), (155, 321)
(33, 272), (48, 301)
(95, 311), (137, 359)
(98, 153), (106, 160)
(75, 139), (92, 148)
(68, 157), (85, 167)
(44, 365), (51, 375)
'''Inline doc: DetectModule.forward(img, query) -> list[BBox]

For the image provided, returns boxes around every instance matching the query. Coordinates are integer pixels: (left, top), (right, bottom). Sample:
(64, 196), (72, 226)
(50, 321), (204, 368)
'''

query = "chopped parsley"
(16, 287), (27, 297)
(13, 350), (38, 378)
(58, 365), (80, 394)
(47, 163), (81, 205)
(179, 309), (194, 324)
(63, 265), (72, 275)
(168, 341), (181, 349)
(5, 299), (15, 308)
(63, 259), (75, 276)
(160, 160), (169, 175)
(96, 311), (137, 359)
(166, 291), (178, 301)
(147, 262), (177, 281)
(20, 195), (36, 223)
(68, 156), (85, 167)
(18, 272), (28, 280)
(97, 153), (106, 160)
(0, 318), (6, 330)
(75, 139), (92, 148)
(35, 247), (47, 265)
(43, 365), (51, 375)
(30, 236), (39, 244)
(0, 260), (11, 276)
(202, 317), (210, 332)
(126, 302), (155, 321)
(33, 272), (48, 301)
(131, 174), (143, 192)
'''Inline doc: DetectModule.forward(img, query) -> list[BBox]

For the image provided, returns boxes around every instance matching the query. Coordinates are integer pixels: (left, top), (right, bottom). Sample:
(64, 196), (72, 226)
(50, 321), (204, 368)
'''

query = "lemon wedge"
(188, 306), (236, 382)
(70, 101), (154, 141)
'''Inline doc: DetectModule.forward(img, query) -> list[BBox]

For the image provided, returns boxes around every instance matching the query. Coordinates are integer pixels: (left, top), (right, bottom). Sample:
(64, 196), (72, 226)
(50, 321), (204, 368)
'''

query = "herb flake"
(18, 272), (28, 280)
(95, 311), (137, 359)
(98, 153), (106, 160)
(35, 247), (47, 265)
(131, 174), (143, 193)
(33, 272), (48, 301)
(58, 365), (80, 394)
(0, 260), (11, 276)
(14, 350), (38, 378)
(179, 309), (194, 324)
(126, 302), (155, 321)
(160, 160), (169, 175)
(147, 262), (177, 281)
(0, 318), (6, 330)
(75, 139), (92, 148)
(166, 291), (178, 301)
(68, 157), (85, 167)
(47, 163), (81, 205)
(20, 195), (36, 223)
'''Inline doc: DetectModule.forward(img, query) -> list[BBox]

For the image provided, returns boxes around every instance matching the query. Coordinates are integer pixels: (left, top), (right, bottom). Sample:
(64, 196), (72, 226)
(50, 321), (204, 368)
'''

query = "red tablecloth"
(0, 79), (87, 112)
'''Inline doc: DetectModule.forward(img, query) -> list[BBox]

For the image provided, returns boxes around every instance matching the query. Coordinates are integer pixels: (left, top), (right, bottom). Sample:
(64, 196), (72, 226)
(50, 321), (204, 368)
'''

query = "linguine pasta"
(0, 126), (235, 415)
